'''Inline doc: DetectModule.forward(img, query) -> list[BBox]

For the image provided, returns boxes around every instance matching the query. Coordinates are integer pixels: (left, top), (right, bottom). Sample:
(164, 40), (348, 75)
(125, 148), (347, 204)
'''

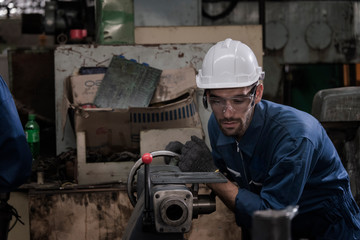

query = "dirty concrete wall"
(28, 187), (243, 240)
(29, 189), (133, 240)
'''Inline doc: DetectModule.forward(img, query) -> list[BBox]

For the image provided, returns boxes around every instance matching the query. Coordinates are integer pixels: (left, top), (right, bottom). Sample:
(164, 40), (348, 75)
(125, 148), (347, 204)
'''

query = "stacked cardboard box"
(62, 66), (202, 184)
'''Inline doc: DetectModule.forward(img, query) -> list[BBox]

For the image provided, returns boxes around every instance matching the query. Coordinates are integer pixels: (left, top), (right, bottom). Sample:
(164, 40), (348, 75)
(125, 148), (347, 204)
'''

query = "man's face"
(207, 84), (262, 139)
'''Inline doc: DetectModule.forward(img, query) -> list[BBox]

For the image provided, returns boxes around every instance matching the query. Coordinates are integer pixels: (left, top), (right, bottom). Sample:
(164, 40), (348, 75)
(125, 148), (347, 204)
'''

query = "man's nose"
(222, 102), (235, 115)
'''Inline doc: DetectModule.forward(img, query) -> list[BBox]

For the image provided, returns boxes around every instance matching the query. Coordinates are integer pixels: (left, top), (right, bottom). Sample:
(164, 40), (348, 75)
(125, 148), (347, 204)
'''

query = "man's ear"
(255, 84), (264, 104)
(202, 90), (208, 109)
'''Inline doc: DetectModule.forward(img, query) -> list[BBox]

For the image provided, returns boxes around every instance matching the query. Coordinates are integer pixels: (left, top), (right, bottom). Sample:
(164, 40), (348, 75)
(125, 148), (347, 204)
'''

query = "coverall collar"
(215, 101), (265, 158)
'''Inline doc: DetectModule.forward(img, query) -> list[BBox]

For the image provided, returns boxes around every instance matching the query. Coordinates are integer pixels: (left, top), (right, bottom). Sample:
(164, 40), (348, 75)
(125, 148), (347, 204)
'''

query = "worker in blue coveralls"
(0, 74), (32, 239)
(166, 39), (360, 239)
(0, 75), (32, 192)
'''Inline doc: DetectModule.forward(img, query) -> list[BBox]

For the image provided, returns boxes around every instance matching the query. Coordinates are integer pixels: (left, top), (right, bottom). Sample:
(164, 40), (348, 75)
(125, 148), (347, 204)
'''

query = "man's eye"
(210, 98), (222, 104)
(232, 98), (246, 104)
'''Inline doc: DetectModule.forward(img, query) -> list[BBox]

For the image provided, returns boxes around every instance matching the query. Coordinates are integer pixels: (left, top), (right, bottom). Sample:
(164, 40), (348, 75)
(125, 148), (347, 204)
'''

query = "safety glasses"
(208, 83), (259, 113)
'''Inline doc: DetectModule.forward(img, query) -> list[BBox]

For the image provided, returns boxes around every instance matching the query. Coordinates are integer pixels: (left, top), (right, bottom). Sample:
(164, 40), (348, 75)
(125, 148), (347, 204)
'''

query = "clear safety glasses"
(208, 83), (259, 113)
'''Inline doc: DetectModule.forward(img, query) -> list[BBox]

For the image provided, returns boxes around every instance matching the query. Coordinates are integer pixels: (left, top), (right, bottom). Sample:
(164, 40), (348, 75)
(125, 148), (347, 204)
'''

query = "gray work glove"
(164, 141), (184, 165)
(179, 135), (217, 172)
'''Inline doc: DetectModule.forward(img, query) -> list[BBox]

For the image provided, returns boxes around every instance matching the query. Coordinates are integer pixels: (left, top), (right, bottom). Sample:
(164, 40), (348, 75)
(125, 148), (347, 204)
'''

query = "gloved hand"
(179, 135), (217, 172)
(164, 141), (184, 165)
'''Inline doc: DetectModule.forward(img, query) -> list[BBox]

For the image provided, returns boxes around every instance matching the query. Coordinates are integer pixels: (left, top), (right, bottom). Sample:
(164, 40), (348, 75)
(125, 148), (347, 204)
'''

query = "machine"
(122, 150), (227, 240)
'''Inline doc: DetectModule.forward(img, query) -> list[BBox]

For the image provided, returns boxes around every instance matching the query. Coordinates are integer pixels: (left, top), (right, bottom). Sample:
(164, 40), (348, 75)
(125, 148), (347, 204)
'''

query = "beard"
(218, 118), (245, 137)
(217, 110), (254, 139)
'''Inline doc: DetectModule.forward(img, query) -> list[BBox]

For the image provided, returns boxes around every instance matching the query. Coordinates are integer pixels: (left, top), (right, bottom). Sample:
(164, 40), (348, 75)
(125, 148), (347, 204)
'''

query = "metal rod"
(144, 163), (150, 211)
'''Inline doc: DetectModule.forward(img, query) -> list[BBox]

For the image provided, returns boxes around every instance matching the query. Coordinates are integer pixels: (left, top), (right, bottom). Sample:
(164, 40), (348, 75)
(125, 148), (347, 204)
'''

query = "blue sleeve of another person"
(0, 75), (32, 192)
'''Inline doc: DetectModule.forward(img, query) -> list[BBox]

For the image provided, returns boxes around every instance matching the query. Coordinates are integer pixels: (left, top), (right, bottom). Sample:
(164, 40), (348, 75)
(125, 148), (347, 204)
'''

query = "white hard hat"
(196, 38), (264, 89)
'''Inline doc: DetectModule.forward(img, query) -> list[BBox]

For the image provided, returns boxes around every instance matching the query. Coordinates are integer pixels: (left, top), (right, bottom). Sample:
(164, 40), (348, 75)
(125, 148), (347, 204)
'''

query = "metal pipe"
(192, 194), (216, 218)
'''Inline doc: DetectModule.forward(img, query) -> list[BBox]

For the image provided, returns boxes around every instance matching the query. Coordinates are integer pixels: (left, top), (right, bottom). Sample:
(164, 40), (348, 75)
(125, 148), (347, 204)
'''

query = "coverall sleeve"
(0, 76), (32, 193)
(234, 137), (316, 228)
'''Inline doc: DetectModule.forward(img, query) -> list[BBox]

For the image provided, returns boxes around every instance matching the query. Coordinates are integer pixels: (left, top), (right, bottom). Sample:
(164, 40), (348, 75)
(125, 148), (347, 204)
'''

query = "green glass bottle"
(25, 114), (40, 161)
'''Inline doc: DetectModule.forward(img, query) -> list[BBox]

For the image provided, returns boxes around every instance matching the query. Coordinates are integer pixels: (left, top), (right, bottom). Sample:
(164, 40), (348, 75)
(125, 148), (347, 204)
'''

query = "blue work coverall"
(0, 75), (32, 193)
(208, 99), (360, 239)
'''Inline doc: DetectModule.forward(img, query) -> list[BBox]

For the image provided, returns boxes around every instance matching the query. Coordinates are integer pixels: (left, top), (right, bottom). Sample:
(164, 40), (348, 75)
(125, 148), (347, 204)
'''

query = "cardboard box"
(140, 128), (204, 165)
(70, 73), (105, 105)
(63, 67), (201, 153)
(151, 67), (197, 104)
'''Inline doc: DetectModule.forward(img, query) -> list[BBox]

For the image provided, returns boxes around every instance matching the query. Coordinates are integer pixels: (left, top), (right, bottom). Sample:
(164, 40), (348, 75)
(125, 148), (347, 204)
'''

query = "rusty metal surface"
(204, 1), (360, 63)
(266, 1), (359, 63)
(312, 86), (360, 122)
(134, 0), (201, 26)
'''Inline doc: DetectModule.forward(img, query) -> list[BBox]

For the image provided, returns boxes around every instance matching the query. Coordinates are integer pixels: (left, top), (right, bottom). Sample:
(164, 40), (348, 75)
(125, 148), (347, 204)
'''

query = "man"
(0, 75), (32, 192)
(0, 74), (32, 239)
(167, 39), (360, 239)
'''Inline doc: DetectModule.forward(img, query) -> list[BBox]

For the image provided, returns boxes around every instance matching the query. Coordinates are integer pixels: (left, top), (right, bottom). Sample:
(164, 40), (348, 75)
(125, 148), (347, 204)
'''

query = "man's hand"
(179, 135), (217, 172)
(164, 141), (184, 165)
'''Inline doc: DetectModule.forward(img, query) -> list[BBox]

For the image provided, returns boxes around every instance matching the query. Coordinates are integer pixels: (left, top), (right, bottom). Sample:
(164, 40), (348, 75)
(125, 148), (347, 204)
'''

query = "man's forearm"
(207, 180), (238, 211)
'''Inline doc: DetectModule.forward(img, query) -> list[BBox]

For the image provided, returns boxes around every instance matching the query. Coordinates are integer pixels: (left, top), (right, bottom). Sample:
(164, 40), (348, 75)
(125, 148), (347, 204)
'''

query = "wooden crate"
(76, 131), (135, 185)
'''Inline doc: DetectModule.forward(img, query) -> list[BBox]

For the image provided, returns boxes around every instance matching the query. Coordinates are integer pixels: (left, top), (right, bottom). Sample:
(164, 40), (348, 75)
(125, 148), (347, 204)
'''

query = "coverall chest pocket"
(248, 179), (263, 195)
(226, 166), (245, 187)
(226, 165), (264, 194)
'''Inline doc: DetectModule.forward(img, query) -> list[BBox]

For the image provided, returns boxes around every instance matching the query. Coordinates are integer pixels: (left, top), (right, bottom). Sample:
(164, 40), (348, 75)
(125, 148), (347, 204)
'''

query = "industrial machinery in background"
(123, 151), (227, 240)
(43, 0), (95, 44)
(312, 86), (360, 205)
(263, 1), (360, 111)
(20, 0), (96, 44)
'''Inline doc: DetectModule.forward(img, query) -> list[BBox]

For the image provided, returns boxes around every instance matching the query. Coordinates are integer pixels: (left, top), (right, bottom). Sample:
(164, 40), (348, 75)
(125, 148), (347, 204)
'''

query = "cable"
(8, 204), (24, 232)
(0, 200), (24, 236)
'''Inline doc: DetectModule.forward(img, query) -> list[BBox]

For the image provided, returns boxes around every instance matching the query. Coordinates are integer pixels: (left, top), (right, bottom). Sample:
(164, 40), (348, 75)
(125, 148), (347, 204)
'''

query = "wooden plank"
(343, 64), (350, 86)
(76, 131), (86, 165)
(75, 131), (135, 185)
(356, 63), (360, 86)
(135, 25), (263, 66)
